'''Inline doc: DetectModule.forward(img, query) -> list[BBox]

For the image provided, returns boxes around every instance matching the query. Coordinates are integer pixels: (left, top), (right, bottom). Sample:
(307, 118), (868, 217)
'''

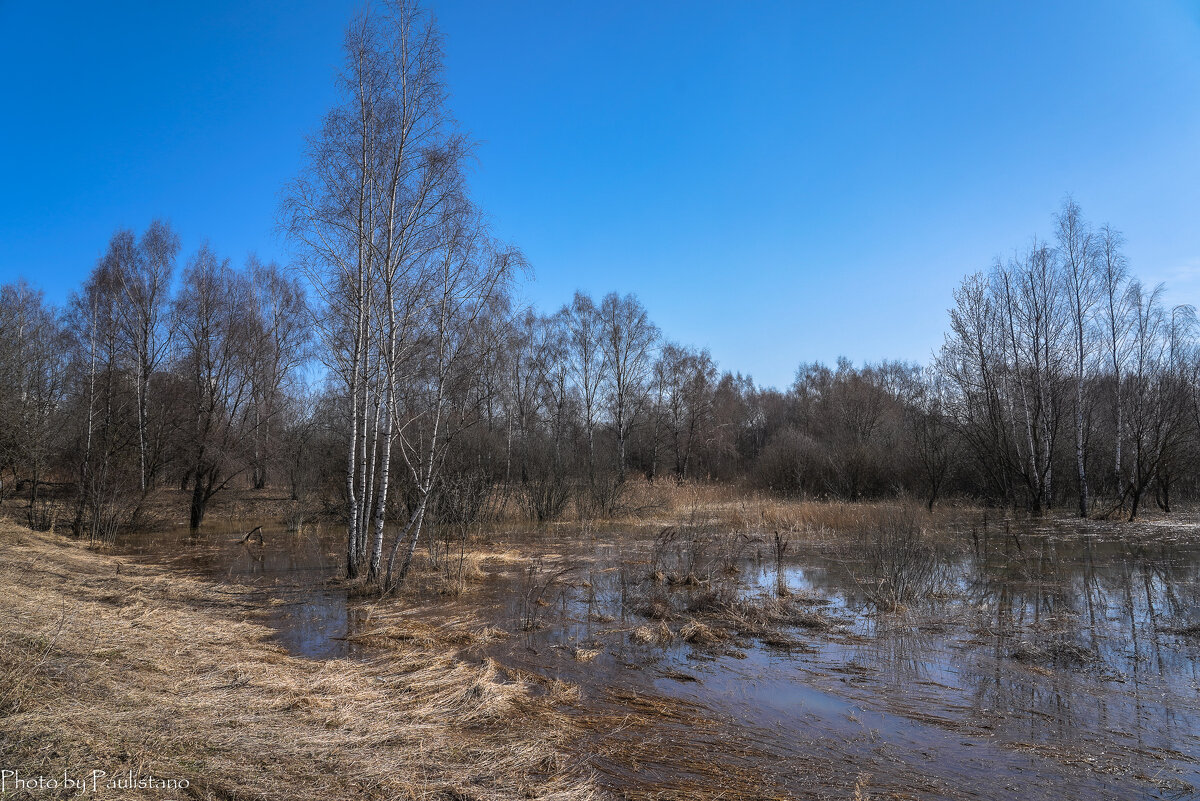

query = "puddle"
(115, 515), (1200, 800)
(116, 522), (363, 659)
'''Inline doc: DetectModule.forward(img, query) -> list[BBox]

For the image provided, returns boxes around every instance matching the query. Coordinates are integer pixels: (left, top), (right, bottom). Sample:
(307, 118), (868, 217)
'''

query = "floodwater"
(116, 513), (1200, 800)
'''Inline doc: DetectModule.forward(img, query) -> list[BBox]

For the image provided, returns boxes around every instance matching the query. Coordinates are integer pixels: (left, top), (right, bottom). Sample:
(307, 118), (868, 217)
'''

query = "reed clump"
(715, 596), (834, 635)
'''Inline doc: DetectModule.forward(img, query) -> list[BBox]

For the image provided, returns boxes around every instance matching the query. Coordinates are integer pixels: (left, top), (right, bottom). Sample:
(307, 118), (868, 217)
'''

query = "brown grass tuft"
(0, 519), (595, 801)
(679, 621), (728, 645)
(630, 622), (673, 645)
(571, 646), (602, 663)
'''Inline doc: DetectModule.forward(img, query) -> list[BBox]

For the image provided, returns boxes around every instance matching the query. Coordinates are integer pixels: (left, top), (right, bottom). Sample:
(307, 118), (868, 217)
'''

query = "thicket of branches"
(3, 2), (1200, 587)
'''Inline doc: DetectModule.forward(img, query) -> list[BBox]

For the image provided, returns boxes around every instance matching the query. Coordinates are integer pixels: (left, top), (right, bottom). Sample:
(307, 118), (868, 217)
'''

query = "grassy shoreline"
(0, 519), (595, 801)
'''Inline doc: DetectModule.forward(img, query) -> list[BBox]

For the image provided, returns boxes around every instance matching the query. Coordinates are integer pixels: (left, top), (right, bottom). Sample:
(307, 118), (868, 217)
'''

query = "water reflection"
(118, 522), (362, 658)
(116, 514), (1200, 799)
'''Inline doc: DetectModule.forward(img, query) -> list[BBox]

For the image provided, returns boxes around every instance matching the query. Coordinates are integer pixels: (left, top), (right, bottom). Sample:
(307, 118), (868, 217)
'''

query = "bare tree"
(246, 258), (311, 490)
(1098, 224), (1132, 502)
(655, 343), (717, 480)
(110, 221), (180, 495)
(1121, 282), (1192, 520)
(174, 246), (256, 529)
(505, 308), (568, 519)
(565, 292), (605, 482)
(939, 272), (1016, 503)
(1055, 199), (1098, 516)
(0, 283), (67, 515)
(993, 243), (1065, 512)
(68, 248), (132, 540)
(385, 205), (520, 588)
(599, 292), (658, 481)
(909, 369), (957, 511)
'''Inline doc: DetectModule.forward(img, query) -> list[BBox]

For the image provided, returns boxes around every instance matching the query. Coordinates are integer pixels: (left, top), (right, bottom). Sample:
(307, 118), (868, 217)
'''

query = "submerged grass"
(0, 519), (596, 801)
(574, 688), (807, 801)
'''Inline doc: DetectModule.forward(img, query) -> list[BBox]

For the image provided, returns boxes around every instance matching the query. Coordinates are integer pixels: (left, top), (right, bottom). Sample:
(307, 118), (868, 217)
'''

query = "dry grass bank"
(0, 519), (596, 801)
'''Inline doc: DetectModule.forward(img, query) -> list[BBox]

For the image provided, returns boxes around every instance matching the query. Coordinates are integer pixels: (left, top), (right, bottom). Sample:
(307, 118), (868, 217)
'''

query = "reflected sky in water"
(118, 514), (1200, 800)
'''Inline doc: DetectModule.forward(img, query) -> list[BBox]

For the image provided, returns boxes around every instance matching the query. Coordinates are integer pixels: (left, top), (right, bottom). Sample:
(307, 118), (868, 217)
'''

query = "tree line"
(3, 2), (1199, 588)
(936, 199), (1198, 520)
(0, 227), (311, 539)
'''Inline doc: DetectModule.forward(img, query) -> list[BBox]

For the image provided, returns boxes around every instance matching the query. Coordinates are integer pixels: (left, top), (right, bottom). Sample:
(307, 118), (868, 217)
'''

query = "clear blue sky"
(3, 1), (1199, 388)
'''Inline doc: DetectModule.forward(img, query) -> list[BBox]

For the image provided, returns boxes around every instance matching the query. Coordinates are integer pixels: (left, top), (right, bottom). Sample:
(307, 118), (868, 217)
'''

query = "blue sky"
(2, 1), (1199, 388)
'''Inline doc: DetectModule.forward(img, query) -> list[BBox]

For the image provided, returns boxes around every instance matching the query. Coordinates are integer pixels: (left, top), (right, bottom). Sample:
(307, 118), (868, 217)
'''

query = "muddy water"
(116, 516), (1200, 800)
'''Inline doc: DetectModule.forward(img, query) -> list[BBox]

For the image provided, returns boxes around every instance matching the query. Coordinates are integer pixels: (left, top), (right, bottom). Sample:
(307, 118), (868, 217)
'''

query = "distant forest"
(2, 3), (1196, 589)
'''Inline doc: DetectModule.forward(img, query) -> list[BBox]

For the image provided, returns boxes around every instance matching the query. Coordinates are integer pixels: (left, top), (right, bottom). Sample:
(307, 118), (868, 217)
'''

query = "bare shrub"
(284, 504), (305, 532)
(424, 522), (486, 598)
(751, 428), (828, 495)
(517, 558), (573, 631)
(772, 530), (789, 596)
(857, 505), (940, 612)
(579, 472), (629, 519)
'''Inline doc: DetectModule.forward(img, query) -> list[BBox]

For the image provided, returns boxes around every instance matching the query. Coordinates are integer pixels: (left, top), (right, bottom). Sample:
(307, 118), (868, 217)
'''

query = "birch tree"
(110, 221), (179, 494)
(284, 0), (461, 580)
(1098, 224), (1132, 502)
(246, 258), (310, 490)
(1055, 199), (1098, 517)
(68, 254), (129, 540)
(992, 244), (1065, 512)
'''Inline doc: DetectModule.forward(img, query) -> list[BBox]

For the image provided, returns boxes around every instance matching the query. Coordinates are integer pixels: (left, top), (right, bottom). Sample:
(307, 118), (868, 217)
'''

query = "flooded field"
(115, 510), (1200, 800)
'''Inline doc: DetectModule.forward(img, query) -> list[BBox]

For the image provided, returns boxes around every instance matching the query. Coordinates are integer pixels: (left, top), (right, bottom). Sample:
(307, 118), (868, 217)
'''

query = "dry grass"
(570, 646), (602, 663)
(342, 616), (510, 650)
(7, 480), (979, 547)
(596, 481), (970, 545)
(712, 596), (834, 636)
(0, 519), (596, 801)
